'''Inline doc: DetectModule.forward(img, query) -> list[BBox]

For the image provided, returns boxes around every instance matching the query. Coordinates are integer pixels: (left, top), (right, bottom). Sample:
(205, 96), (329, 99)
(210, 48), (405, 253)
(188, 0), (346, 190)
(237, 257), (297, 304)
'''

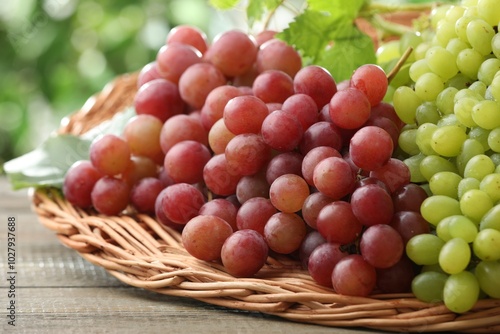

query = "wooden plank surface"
(0, 177), (379, 333)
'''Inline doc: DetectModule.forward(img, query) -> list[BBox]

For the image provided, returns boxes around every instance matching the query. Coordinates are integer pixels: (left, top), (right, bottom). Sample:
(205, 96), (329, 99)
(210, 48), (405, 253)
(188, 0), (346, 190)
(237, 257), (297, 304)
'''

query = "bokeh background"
(0, 0), (443, 172)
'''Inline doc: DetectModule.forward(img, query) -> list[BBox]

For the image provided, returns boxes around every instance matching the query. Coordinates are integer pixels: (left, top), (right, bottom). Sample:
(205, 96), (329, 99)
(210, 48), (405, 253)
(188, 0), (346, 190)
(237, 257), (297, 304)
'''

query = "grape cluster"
(63, 24), (429, 297)
(379, 0), (500, 313)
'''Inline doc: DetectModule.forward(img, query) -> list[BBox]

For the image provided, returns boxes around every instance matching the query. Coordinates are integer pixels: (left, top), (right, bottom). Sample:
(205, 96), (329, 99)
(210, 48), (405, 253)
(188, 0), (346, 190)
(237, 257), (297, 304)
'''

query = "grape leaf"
(4, 107), (136, 190)
(247, 0), (283, 26)
(209, 0), (241, 10)
(308, 0), (365, 20)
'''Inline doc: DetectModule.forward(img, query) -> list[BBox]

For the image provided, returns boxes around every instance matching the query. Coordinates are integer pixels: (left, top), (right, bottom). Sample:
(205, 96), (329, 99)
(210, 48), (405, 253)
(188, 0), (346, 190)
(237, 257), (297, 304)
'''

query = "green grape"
(399, 32), (422, 63)
(492, 32), (500, 59)
(421, 263), (447, 274)
(431, 5), (453, 29)
(437, 113), (465, 128)
(463, 154), (495, 180)
(454, 97), (478, 128)
(436, 86), (458, 115)
(475, 260), (500, 298)
(454, 87), (483, 102)
(416, 102), (441, 124)
(446, 73), (471, 90)
(473, 228), (500, 261)
(488, 74), (500, 101)
(414, 42), (432, 60)
(416, 123), (438, 156)
(439, 238), (471, 274)
(471, 100), (500, 130)
(411, 271), (448, 303)
(477, 0), (500, 26)
(430, 125), (467, 157)
(443, 271), (480, 313)
(455, 15), (477, 43)
(436, 20), (457, 47)
(404, 154), (427, 183)
(406, 234), (445, 265)
(393, 86), (422, 124)
(466, 18), (495, 56)
(487, 128), (500, 152)
(478, 58), (500, 86)
(456, 139), (485, 176)
(456, 48), (484, 80)
(458, 177), (480, 199)
(447, 215), (478, 242)
(376, 40), (400, 64)
(460, 189), (494, 222)
(468, 81), (487, 98)
(415, 72), (445, 101)
(445, 5), (466, 24)
(398, 128), (420, 155)
(429, 171), (462, 198)
(469, 127), (491, 151)
(446, 38), (469, 56)
(425, 46), (458, 80)
(421, 195), (462, 226)
(479, 173), (500, 202)
(420, 154), (458, 181)
(436, 216), (453, 242)
(480, 205), (500, 231)
(463, 4), (479, 16)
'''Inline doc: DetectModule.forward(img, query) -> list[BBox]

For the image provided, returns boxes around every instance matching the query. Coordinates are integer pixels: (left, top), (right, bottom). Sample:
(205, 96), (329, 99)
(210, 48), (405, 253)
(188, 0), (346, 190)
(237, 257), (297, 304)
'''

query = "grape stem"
(387, 46), (413, 84)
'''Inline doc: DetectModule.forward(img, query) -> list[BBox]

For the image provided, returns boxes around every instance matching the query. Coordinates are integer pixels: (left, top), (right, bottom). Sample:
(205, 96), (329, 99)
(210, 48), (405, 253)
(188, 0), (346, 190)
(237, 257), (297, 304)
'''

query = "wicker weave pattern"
(33, 73), (500, 333)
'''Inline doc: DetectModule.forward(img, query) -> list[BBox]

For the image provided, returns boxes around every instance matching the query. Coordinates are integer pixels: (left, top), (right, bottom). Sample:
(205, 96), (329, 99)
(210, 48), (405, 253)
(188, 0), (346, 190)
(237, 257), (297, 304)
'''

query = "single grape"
(392, 183), (429, 212)
(329, 88), (371, 129)
(164, 140), (211, 184)
(298, 121), (343, 155)
(256, 39), (302, 78)
(264, 212), (307, 254)
(473, 228), (500, 261)
(308, 242), (348, 287)
(160, 114), (208, 154)
(160, 183), (205, 225)
(350, 184), (394, 226)
(201, 85), (242, 130)
(411, 271), (448, 303)
(199, 198), (238, 231)
(369, 158), (411, 194)
(460, 189), (494, 222)
(331, 254), (377, 297)
(252, 70), (294, 104)
(225, 133), (272, 176)
(265, 151), (303, 185)
(208, 118), (236, 155)
(261, 110), (303, 152)
(178, 63), (227, 109)
(376, 256), (415, 293)
(91, 176), (130, 216)
(223, 95), (269, 135)
(293, 65), (337, 110)
(166, 24), (208, 54)
(406, 234), (445, 265)
(316, 201), (362, 245)
(301, 192), (333, 229)
(203, 154), (241, 196)
(390, 211), (431, 245)
(236, 172), (270, 204)
(312, 157), (355, 200)
(475, 260), (500, 299)
(63, 160), (103, 208)
(443, 271), (480, 313)
(350, 64), (388, 106)
(156, 43), (202, 84)
(236, 197), (277, 236)
(349, 126), (393, 171)
(134, 78), (184, 122)
(123, 115), (164, 164)
(420, 195), (462, 226)
(269, 174), (310, 213)
(130, 177), (164, 214)
(299, 230), (326, 269)
(439, 238), (471, 274)
(281, 93), (318, 131)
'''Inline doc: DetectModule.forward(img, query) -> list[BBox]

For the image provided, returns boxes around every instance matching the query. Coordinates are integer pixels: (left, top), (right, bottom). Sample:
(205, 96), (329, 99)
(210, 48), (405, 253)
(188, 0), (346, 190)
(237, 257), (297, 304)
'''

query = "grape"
(466, 18), (495, 56)
(411, 271), (448, 303)
(458, 177), (480, 199)
(414, 72), (445, 101)
(160, 183), (205, 225)
(123, 115), (164, 164)
(364, 116), (400, 148)
(360, 224), (404, 269)
(350, 184), (394, 226)
(130, 177), (165, 214)
(137, 61), (161, 88)
(203, 154), (241, 196)
(409, 59), (431, 82)
(316, 201), (362, 244)
(293, 65), (337, 110)
(182, 215), (233, 262)
(439, 238), (471, 274)
(308, 242), (348, 287)
(430, 125), (467, 157)
(420, 195), (461, 226)
(301, 192), (333, 229)
(223, 95), (269, 135)
(160, 114), (208, 153)
(390, 211), (430, 245)
(480, 173), (500, 202)
(419, 154), (459, 182)
(154, 188), (183, 231)
(488, 127), (500, 152)
(63, 160), (103, 208)
(406, 234), (445, 265)
(331, 254), (377, 297)
(392, 183), (429, 213)
(261, 110), (303, 152)
(376, 256), (415, 293)
(89, 134), (131, 176)
(178, 63), (227, 109)
(164, 140), (211, 184)
(475, 260), (500, 299)
(254, 30), (277, 46)
(134, 78), (184, 122)
(416, 101), (440, 125)
(441, 215), (478, 243)
(460, 189), (494, 222)
(256, 39), (302, 78)
(301, 146), (341, 186)
(425, 46), (458, 81)
(415, 123), (438, 156)
(312, 157), (355, 200)
(299, 230), (326, 268)
(281, 93), (318, 131)
(480, 205), (500, 231)
(199, 198), (238, 231)
(429, 171), (462, 198)
(464, 154), (495, 180)
(264, 212), (307, 254)
(252, 70), (294, 103)
(398, 128), (420, 155)
(236, 197), (277, 235)
(225, 133), (271, 176)
(205, 30), (258, 77)
(370, 102), (405, 130)
(208, 118), (236, 155)
(443, 271), (480, 313)
(265, 151), (303, 185)
(349, 126), (394, 172)
(456, 139), (485, 176)
(166, 24), (208, 54)
(298, 121), (343, 155)
(122, 156), (158, 187)
(329, 88), (371, 129)
(269, 174), (310, 213)
(350, 64), (388, 106)
(91, 176), (130, 216)
(156, 43), (202, 84)
(456, 48), (483, 81)
(236, 172), (270, 204)
(436, 86), (458, 115)
(200, 85), (241, 130)
(221, 229), (269, 277)
(478, 58), (500, 86)
(369, 158), (411, 194)
(473, 228), (500, 261)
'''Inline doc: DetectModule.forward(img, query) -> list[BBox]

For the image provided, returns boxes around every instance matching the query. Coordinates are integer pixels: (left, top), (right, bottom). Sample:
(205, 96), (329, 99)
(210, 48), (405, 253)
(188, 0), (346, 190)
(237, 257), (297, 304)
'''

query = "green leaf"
(247, 0), (283, 26)
(308, 0), (365, 20)
(4, 107), (136, 190)
(209, 0), (241, 10)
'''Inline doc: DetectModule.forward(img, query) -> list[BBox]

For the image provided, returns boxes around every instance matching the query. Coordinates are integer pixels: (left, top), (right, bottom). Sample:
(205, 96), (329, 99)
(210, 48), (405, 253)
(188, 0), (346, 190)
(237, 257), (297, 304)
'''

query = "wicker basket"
(32, 73), (500, 333)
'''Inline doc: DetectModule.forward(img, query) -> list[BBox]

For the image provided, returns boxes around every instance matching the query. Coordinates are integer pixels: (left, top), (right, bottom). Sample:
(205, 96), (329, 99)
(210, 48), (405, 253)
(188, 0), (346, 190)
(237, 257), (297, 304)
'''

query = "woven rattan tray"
(32, 73), (500, 333)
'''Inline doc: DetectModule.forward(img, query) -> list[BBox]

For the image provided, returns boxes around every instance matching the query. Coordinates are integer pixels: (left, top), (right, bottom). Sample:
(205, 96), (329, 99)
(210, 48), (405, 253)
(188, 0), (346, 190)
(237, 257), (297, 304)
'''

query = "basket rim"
(32, 72), (500, 333)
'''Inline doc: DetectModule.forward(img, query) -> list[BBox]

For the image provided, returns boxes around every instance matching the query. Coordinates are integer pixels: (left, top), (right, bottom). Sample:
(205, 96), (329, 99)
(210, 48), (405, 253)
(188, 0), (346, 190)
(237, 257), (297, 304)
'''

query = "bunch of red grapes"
(63, 25), (430, 297)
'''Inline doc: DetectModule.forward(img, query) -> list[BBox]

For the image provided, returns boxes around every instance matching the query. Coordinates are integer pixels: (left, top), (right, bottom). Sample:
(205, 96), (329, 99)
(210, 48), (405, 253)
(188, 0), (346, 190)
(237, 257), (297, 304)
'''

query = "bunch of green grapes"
(379, 0), (500, 314)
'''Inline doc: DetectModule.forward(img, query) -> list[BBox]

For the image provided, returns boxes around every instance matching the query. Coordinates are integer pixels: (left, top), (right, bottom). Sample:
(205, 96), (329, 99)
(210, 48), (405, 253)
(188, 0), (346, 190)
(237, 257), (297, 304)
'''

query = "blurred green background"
(0, 0), (444, 173)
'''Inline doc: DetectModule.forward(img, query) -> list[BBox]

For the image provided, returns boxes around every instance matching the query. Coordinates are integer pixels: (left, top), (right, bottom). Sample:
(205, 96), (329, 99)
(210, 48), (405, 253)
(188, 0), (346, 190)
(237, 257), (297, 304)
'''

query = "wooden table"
(0, 176), (381, 333)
